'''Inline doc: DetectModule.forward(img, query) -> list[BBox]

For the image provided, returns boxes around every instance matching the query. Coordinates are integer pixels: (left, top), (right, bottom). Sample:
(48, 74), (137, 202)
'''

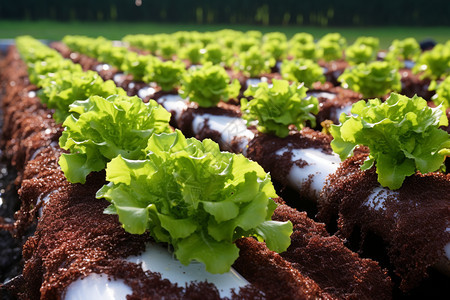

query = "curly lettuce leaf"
(38, 70), (126, 123)
(144, 59), (186, 91)
(288, 33), (317, 60)
(431, 76), (450, 109)
(59, 94), (171, 183)
(338, 61), (401, 98)
(28, 57), (82, 86)
(97, 130), (292, 274)
(179, 42), (203, 64)
(262, 39), (288, 61)
(121, 52), (159, 82)
(385, 38), (421, 68)
(235, 45), (276, 77)
(179, 62), (240, 107)
(201, 43), (233, 66)
(345, 37), (379, 65)
(413, 42), (450, 81)
(317, 33), (346, 62)
(241, 79), (319, 138)
(16, 36), (61, 64)
(281, 58), (325, 88)
(330, 93), (450, 189)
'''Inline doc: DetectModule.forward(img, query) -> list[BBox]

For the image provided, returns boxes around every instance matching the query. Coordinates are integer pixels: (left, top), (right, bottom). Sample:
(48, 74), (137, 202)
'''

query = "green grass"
(0, 20), (449, 49)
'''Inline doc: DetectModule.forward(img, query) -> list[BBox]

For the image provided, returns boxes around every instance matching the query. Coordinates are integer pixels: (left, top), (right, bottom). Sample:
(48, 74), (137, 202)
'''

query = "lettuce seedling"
(331, 93), (450, 190)
(289, 42), (318, 61)
(201, 43), (233, 66)
(121, 52), (159, 82)
(385, 38), (421, 68)
(179, 62), (240, 107)
(97, 130), (293, 274)
(28, 57), (82, 86)
(262, 39), (288, 62)
(289, 32), (314, 45)
(235, 46), (276, 77)
(16, 36), (61, 64)
(157, 39), (178, 60)
(317, 33), (346, 62)
(413, 42), (450, 81)
(59, 94), (171, 183)
(430, 76), (450, 110)
(38, 70), (126, 123)
(338, 61), (401, 98)
(280, 58), (325, 88)
(241, 79), (319, 138)
(345, 37), (380, 65)
(144, 59), (186, 91)
(179, 42), (203, 64)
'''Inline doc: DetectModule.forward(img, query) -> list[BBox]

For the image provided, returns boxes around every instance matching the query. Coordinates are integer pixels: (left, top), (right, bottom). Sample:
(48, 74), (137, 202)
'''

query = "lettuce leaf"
(235, 45), (276, 77)
(288, 33), (317, 60)
(431, 76), (450, 110)
(38, 70), (126, 123)
(16, 36), (61, 64)
(241, 79), (319, 138)
(317, 33), (346, 62)
(97, 130), (292, 274)
(28, 57), (83, 86)
(413, 42), (450, 81)
(280, 58), (325, 88)
(338, 61), (401, 98)
(202, 43), (233, 66)
(179, 42), (203, 64)
(384, 38), (421, 68)
(179, 62), (240, 107)
(59, 94), (171, 183)
(144, 59), (186, 91)
(345, 36), (379, 65)
(331, 93), (450, 189)
(121, 52), (159, 82)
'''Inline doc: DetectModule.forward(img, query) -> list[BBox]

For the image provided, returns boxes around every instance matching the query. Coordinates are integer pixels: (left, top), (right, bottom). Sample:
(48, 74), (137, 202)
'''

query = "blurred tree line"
(1, 0), (448, 26)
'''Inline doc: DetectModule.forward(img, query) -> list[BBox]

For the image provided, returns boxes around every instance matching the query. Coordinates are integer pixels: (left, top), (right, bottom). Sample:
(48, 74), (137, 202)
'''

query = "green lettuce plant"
(157, 39), (179, 60)
(430, 76), (450, 109)
(317, 33), (346, 62)
(280, 58), (325, 88)
(179, 42), (204, 64)
(345, 36), (380, 65)
(38, 70), (126, 123)
(144, 59), (186, 91)
(28, 57), (82, 86)
(385, 38), (421, 68)
(413, 42), (450, 81)
(338, 61), (401, 98)
(235, 46), (276, 77)
(179, 62), (240, 107)
(262, 40), (288, 62)
(201, 43), (233, 66)
(331, 93), (450, 189)
(16, 36), (61, 64)
(97, 130), (293, 274)
(241, 79), (319, 137)
(289, 42), (318, 61)
(59, 94), (171, 183)
(233, 37), (261, 53)
(121, 52), (159, 82)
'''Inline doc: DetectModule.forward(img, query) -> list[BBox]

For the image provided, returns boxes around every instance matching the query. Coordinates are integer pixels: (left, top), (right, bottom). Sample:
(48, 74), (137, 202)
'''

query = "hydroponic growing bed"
(0, 30), (449, 299)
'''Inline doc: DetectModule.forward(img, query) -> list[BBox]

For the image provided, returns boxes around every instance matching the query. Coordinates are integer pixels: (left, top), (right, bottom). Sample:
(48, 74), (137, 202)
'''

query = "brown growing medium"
(310, 81), (362, 126)
(1, 43), (395, 299)
(319, 152), (450, 291)
(272, 200), (392, 299)
(246, 128), (333, 198)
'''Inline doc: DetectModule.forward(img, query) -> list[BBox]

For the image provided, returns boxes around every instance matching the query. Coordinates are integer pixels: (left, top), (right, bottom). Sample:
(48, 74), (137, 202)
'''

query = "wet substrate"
(0, 100), (30, 299)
